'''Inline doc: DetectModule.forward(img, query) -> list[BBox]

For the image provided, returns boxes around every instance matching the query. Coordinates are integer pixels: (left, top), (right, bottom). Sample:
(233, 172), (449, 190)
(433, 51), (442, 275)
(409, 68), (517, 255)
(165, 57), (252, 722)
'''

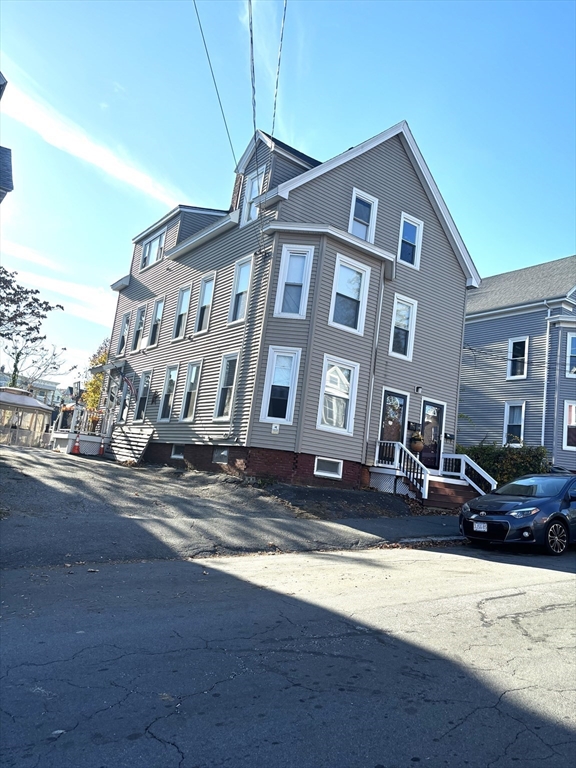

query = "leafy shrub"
(456, 443), (549, 486)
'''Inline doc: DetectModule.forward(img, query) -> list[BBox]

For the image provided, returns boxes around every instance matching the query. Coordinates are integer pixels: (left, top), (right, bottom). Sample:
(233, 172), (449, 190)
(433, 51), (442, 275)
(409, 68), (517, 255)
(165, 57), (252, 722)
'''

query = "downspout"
(362, 261), (385, 466)
(552, 318), (562, 464)
(541, 302), (551, 452)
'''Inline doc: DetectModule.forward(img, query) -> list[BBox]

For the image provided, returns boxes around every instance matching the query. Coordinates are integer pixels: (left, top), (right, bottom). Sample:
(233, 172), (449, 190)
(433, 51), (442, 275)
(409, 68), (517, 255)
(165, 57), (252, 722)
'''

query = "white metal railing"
(441, 454), (497, 496)
(375, 440), (430, 500)
(52, 404), (116, 439)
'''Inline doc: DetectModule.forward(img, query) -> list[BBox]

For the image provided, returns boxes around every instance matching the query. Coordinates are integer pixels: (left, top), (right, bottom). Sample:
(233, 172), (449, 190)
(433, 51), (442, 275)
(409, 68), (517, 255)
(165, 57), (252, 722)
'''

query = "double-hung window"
(389, 294), (417, 361)
(317, 355), (359, 435)
(131, 306), (146, 352)
(159, 365), (179, 422)
(329, 255), (370, 335)
(180, 361), (202, 421)
(348, 188), (378, 243)
(229, 257), (252, 323)
(567, 333), (576, 377)
(196, 275), (215, 333)
(147, 298), (164, 348)
(507, 337), (528, 379)
(117, 375), (135, 423)
(503, 401), (525, 446)
(134, 370), (152, 422)
(140, 231), (165, 270)
(117, 313), (130, 356)
(397, 213), (423, 269)
(260, 346), (301, 424)
(214, 353), (239, 420)
(274, 245), (314, 319)
(563, 401), (576, 451)
(241, 166), (266, 225)
(172, 287), (191, 340)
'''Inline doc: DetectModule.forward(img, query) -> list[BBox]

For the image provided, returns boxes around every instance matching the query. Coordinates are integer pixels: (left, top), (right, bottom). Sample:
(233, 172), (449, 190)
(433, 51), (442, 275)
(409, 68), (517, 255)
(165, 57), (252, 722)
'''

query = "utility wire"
(247, 0), (266, 254)
(192, 0), (238, 167)
(271, 0), (287, 139)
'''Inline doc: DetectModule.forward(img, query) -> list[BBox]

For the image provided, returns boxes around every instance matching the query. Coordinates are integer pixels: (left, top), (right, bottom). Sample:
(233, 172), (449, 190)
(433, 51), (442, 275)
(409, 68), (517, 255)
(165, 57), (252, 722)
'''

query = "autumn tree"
(81, 338), (110, 410)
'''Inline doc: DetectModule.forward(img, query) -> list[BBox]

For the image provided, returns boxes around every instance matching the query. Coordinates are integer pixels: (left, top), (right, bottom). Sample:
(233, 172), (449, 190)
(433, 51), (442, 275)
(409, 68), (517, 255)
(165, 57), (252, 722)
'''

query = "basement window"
(171, 444), (185, 459)
(213, 447), (229, 464)
(314, 456), (343, 479)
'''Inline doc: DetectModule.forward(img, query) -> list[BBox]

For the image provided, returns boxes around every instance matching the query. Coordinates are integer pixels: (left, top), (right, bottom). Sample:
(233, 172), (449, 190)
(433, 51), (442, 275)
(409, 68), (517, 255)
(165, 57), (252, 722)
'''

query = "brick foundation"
(143, 442), (368, 489)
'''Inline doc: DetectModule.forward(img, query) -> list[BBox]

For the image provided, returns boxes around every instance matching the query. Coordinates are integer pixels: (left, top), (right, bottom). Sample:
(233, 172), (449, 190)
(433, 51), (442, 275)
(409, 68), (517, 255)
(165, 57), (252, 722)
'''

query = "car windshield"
(495, 477), (569, 498)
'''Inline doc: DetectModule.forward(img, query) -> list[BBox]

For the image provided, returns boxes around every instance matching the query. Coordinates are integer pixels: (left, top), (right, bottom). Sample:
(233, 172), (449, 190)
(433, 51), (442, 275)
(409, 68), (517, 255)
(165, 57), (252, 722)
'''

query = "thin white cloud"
(1, 240), (63, 272)
(2, 83), (186, 207)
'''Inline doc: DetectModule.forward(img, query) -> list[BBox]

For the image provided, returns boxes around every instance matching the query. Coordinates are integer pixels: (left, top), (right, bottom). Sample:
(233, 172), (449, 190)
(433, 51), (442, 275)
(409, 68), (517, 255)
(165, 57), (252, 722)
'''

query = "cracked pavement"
(1, 447), (575, 766)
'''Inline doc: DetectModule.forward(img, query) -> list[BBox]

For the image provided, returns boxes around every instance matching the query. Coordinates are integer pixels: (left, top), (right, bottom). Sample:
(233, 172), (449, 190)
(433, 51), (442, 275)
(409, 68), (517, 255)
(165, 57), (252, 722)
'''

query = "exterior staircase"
(105, 426), (154, 464)
(424, 479), (480, 510)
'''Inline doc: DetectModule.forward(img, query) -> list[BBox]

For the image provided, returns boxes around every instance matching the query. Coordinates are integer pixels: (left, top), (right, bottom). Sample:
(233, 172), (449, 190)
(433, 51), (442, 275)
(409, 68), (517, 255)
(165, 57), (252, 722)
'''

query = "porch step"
(105, 426), (154, 464)
(424, 480), (479, 510)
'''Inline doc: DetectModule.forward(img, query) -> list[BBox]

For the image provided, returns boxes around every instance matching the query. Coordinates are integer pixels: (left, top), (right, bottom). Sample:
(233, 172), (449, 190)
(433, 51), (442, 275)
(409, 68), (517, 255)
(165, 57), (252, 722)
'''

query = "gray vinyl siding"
(177, 211), (226, 243)
(270, 155), (308, 188)
(548, 324), (576, 468)
(459, 310), (547, 448)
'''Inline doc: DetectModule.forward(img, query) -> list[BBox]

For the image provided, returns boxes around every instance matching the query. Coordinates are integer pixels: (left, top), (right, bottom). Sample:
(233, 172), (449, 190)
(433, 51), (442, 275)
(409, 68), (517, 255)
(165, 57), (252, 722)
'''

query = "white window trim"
(157, 364), (179, 423)
(348, 187), (378, 244)
(172, 286), (192, 341)
(171, 444), (185, 459)
(273, 244), (314, 319)
(316, 354), (360, 436)
(328, 253), (371, 336)
(130, 305), (147, 353)
(146, 296), (165, 349)
(259, 346), (302, 425)
(116, 375), (134, 424)
(179, 360), (203, 422)
(213, 352), (240, 422)
(195, 273), (216, 335)
(133, 369), (153, 423)
(139, 229), (166, 272)
(503, 400), (525, 447)
(396, 212), (423, 270)
(228, 255), (253, 325)
(240, 165), (266, 226)
(314, 456), (343, 480)
(116, 312), (131, 356)
(566, 332), (576, 378)
(388, 293), (418, 362)
(507, 336), (529, 380)
(563, 400), (576, 451)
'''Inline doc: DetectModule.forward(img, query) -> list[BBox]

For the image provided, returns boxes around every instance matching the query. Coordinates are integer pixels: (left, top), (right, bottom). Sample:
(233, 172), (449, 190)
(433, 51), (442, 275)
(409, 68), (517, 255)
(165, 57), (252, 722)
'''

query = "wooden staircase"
(423, 479), (479, 510)
(104, 426), (154, 464)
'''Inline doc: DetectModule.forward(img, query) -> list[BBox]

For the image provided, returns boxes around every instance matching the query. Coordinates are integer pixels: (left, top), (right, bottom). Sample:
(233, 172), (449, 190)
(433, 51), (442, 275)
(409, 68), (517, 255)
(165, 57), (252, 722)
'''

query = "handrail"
(375, 440), (430, 500)
(441, 453), (497, 496)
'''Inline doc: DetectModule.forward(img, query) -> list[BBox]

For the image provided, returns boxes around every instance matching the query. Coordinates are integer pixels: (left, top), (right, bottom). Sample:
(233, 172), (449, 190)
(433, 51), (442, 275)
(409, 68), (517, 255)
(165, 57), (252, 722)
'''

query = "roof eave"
(111, 275), (130, 292)
(165, 209), (240, 261)
(132, 206), (227, 243)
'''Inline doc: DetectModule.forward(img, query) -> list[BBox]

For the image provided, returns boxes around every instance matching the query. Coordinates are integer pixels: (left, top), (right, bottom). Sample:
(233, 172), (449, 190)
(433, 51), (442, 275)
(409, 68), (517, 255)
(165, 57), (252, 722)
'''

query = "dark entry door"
(420, 401), (444, 470)
(380, 391), (407, 442)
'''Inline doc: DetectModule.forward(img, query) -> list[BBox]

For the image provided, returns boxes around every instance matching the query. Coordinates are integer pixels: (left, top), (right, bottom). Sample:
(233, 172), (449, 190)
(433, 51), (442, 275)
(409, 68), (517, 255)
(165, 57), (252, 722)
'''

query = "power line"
(271, 0), (287, 139)
(247, 0), (266, 254)
(192, 0), (238, 168)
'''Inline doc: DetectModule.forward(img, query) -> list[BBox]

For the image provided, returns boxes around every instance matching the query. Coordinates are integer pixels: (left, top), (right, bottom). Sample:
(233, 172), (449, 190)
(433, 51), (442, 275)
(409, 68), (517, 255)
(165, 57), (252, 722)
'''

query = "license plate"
(473, 522), (488, 532)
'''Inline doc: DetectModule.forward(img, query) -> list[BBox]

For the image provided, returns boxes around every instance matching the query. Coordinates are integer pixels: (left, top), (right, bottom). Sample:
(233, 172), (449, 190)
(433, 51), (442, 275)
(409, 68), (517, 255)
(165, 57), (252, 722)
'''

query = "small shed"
(0, 387), (53, 448)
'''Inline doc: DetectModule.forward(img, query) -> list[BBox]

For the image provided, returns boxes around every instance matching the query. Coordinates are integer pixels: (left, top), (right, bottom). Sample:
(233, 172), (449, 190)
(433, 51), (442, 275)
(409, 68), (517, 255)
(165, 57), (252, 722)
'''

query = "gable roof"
(235, 130), (320, 175)
(466, 255), (576, 315)
(256, 120), (481, 288)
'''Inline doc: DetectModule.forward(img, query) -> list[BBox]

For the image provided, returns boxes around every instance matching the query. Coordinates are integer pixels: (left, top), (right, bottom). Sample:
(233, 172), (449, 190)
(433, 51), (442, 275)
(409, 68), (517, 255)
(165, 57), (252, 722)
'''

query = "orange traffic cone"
(98, 437), (105, 456)
(71, 433), (80, 455)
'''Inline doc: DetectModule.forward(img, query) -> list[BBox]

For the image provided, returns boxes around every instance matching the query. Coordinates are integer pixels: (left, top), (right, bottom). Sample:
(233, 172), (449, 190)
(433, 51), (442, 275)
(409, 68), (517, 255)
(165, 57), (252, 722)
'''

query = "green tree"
(81, 338), (110, 410)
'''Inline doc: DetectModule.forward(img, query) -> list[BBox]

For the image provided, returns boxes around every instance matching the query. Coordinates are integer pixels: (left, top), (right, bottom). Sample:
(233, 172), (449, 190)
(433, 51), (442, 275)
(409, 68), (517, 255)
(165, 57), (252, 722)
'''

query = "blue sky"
(1, 0), (575, 384)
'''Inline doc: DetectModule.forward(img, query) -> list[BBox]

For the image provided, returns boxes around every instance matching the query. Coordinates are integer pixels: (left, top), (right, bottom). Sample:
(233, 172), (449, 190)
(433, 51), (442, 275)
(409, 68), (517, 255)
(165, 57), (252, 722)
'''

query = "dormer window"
(241, 166), (266, 225)
(348, 188), (378, 243)
(140, 231), (165, 270)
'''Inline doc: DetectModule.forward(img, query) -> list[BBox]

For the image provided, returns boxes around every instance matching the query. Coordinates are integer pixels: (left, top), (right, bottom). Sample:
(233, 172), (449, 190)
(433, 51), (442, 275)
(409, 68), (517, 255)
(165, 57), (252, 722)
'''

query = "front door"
(379, 390), (407, 464)
(420, 401), (444, 470)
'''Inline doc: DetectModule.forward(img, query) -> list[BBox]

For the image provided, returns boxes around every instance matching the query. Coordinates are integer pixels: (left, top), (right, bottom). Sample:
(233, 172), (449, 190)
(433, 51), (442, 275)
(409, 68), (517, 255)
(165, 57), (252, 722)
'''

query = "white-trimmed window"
(389, 294), (417, 361)
(241, 166), (266, 225)
(329, 254), (370, 335)
(117, 313), (130, 356)
(317, 355), (359, 435)
(171, 444), (185, 459)
(140, 230), (165, 270)
(507, 336), (528, 379)
(503, 401), (525, 446)
(274, 245), (314, 319)
(397, 213), (423, 269)
(158, 365), (179, 422)
(134, 370), (152, 422)
(117, 375), (135, 423)
(314, 456), (343, 480)
(196, 274), (215, 333)
(567, 333), (576, 377)
(172, 287), (191, 340)
(260, 346), (301, 424)
(563, 401), (576, 451)
(229, 256), (252, 323)
(147, 297), (164, 348)
(214, 353), (239, 420)
(348, 188), (378, 243)
(131, 306), (147, 352)
(180, 361), (202, 421)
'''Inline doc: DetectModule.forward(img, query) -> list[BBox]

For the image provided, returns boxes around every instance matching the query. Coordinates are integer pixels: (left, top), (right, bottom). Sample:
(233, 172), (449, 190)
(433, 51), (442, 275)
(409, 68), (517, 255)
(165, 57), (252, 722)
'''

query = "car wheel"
(544, 520), (569, 556)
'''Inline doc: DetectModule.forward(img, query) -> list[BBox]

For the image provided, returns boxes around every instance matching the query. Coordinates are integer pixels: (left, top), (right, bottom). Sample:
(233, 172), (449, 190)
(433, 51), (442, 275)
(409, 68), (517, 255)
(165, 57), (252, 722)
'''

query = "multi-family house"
(458, 255), (576, 470)
(101, 122), (492, 503)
